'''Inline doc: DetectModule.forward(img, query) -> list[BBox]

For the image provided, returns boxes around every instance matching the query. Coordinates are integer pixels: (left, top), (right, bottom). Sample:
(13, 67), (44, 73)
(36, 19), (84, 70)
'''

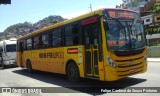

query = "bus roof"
(17, 9), (103, 40)
(0, 39), (17, 47)
(17, 8), (138, 40)
(102, 8), (139, 14)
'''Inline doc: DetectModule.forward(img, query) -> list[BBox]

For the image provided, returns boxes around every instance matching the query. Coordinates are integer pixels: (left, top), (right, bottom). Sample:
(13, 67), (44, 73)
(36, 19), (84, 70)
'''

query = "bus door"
(82, 18), (100, 78)
(18, 41), (24, 67)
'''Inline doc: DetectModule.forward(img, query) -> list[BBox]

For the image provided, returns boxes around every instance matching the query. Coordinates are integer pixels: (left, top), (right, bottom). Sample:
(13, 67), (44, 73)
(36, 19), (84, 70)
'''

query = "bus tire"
(2, 65), (6, 69)
(2, 61), (6, 69)
(66, 62), (80, 82)
(26, 60), (32, 73)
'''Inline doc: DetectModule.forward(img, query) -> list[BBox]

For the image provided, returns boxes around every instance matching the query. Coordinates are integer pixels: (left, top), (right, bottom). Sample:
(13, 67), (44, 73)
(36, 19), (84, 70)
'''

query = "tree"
(153, 2), (160, 14)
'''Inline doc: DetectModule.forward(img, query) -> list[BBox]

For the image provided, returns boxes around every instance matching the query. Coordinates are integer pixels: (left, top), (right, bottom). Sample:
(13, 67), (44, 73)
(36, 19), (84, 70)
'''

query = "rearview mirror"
(103, 20), (109, 31)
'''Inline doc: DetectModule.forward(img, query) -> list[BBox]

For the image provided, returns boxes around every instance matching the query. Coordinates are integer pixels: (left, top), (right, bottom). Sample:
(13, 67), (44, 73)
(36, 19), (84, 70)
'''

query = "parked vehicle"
(0, 38), (17, 68)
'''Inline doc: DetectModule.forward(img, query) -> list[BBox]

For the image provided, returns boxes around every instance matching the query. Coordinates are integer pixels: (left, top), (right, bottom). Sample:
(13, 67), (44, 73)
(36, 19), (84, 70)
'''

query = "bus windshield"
(6, 44), (16, 52)
(103, 11), (145, 51)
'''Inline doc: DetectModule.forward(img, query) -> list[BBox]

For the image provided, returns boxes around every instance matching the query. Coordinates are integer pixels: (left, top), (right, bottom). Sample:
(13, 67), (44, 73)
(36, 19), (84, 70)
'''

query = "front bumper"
(3, 60), (16, 65)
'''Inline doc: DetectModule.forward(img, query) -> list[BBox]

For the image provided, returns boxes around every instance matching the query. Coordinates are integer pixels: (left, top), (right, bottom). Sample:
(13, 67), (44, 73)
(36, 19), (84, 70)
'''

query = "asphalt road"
(0, 62), (159, 96)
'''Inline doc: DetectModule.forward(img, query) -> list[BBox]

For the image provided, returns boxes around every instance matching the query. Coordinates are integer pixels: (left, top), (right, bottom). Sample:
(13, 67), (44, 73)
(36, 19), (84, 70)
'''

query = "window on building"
(157, 17), (160, 21)
(146, 19), (150, 22)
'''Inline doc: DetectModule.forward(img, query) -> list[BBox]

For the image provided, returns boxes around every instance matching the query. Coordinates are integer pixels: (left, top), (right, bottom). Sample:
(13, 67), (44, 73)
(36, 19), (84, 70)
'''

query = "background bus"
(0, 38), (17, 68)
(17, 8), (147, 82)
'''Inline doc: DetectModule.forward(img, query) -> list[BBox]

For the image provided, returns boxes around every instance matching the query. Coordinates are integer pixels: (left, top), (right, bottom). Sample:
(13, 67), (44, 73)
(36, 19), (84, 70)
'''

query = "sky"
(0, 0), (122, 32)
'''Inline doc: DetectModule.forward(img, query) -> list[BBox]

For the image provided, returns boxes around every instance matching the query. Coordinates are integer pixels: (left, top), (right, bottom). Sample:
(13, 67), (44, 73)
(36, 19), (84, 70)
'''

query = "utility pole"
(89, 4), (92, 12)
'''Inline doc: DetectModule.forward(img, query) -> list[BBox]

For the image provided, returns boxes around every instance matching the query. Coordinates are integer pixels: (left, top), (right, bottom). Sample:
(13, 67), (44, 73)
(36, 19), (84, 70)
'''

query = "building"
(121, 0), (149, 13)
(117, 0), (160, 46)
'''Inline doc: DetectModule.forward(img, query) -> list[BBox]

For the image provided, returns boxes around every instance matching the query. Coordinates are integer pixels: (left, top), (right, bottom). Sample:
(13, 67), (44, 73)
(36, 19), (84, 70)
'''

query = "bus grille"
(115, 56), (145, 77)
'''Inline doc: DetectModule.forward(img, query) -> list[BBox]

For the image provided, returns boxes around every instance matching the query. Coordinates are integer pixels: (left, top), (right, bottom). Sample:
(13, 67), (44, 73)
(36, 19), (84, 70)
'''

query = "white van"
(0, 38), (17, 68)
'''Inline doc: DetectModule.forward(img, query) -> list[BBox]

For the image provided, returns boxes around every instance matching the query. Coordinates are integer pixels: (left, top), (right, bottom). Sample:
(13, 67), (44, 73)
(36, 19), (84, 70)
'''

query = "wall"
(147, 46), (160, 57)
(141, 15), (153, 25)
(154, 15), (160, 23)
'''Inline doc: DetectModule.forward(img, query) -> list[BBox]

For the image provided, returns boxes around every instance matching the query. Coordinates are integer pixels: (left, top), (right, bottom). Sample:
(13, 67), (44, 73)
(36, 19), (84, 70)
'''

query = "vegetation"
(152, 2), (160, 14)
(3, 22), (32, 33)
(0, 15), (66, 39)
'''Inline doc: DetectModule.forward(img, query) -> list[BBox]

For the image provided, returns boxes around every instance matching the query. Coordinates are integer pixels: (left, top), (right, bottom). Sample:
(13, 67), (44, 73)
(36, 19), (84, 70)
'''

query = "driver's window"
(107, 20), (120, 40)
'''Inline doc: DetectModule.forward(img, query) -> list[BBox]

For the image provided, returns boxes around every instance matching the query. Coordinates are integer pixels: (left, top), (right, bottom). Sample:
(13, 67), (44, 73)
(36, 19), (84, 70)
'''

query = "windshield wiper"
(108, 18), (135, 50)
(108, 17), (124, 29)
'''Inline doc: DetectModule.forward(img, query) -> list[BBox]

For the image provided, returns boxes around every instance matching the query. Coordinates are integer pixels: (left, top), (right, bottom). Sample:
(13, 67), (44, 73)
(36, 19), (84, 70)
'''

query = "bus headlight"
(106, 56), (116, 68)
(144, 55), (147, 62)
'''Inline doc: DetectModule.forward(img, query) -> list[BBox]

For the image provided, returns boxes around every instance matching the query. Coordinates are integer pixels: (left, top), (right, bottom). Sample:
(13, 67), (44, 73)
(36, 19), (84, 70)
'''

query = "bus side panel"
(38, 49), (47, 71)
(31, 50), (41, 70)
(98, 17), (106, 81)
(64, 45), (85, 78)
(31, 49), (48, 71)
(16, 52), (22, 67)
(47, 47), (65, 74)
(23, 51), (32, 68)
(29, 48), (65, 74)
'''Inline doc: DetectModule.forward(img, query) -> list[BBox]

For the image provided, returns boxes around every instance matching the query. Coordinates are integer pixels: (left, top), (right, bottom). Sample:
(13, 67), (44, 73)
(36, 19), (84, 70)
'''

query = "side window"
(65, 24), (79, 46)
(27, 38), (33, 50)
(72, 24), (79, 45)
(51, 29), (62, 47)
(23, 40), (27, 50)
(34, 35), (41, 48)
(92, 23), (98, 48)
(65, 26), (73, 46)
(18, 41), (24, 52)
(17, 41), (21, 51)
(83, 23), (98, 49)
(42, 33), (49, 47)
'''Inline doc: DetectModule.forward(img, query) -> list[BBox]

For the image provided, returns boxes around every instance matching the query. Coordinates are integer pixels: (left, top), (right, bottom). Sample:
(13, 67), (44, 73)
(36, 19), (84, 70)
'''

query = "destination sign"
(105, 9), (140, 19)
(108, 11), (134, 18)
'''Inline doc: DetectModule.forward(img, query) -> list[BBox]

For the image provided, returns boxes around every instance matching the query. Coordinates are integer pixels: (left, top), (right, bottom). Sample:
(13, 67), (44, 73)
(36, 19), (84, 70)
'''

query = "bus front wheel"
(26, 60), (32, 73)
(66, 62), (80, 82)
(1, 59), (6, 69)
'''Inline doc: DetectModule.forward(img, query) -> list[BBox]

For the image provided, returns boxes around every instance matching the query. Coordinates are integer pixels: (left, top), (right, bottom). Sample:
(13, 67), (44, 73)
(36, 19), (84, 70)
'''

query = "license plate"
(129, 69), (136, 72)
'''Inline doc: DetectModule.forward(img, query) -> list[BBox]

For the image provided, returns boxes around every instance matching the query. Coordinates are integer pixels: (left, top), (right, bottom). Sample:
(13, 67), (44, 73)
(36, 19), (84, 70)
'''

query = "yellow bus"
(16, 8), (147, 82)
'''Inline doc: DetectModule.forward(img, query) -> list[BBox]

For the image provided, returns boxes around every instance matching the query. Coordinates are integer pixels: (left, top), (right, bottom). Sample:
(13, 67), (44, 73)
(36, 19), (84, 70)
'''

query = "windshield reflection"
(105, 19), (145, 51)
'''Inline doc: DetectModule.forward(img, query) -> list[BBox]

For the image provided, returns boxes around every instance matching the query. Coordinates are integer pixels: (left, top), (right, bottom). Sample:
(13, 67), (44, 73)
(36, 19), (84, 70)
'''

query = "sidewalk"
(147, 58), (160, 62)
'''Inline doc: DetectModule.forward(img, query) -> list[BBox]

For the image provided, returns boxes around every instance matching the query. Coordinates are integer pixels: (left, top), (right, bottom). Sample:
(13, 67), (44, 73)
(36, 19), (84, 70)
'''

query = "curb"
(147, 58), (160, 62)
